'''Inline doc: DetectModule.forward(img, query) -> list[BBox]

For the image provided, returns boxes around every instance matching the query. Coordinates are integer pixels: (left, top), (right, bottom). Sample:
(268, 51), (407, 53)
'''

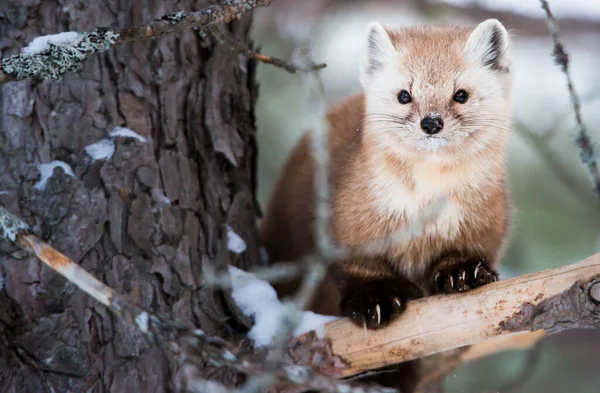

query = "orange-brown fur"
(260, 20), (512, 332)
(260, 21), (513, 391)
(260, 94), (509, 313)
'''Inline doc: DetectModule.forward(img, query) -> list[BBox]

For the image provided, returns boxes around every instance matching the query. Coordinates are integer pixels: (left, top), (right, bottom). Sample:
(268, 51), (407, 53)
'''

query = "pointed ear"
(360, 22), (397, 85)
(464, 19), (510, 72)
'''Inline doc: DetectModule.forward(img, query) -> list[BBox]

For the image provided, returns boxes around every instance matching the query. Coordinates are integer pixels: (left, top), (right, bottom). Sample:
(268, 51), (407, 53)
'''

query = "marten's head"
(359, 19), (512, 163)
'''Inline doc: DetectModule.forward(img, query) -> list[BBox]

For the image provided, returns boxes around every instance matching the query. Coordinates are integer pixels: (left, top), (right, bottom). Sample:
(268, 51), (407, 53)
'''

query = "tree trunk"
(0, 1), (260, 392)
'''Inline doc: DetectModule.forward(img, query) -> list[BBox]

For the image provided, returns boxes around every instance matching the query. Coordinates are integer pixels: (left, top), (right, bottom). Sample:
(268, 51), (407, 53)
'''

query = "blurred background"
(250, 0), (600, 392)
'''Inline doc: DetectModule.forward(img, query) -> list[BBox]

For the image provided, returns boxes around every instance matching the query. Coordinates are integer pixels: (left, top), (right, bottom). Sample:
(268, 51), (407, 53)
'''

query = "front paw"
(430, 257), (498, 294)
(340, 278), (422, 330)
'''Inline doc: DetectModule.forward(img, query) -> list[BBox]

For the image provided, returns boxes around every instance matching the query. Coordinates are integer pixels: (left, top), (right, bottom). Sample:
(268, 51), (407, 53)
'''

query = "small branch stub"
(588, 280), (600, 304)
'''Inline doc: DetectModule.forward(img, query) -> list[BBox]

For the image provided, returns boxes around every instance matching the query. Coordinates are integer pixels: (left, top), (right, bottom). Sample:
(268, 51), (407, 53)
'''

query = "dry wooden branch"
(320, 253), (600, 378)
(0, 0), (274, 85)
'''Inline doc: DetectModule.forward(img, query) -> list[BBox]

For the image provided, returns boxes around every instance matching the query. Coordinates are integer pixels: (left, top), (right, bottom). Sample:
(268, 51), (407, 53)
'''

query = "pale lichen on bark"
(1, 29), (119, 81)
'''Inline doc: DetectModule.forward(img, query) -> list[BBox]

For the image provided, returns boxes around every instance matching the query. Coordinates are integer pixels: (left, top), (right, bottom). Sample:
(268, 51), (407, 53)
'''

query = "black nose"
(420, 115), (444, 135)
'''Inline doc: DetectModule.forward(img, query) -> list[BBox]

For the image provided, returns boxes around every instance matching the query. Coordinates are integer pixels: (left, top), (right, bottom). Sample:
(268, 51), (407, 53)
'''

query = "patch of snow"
(415, 137), (448, 152)
(0, 191), (9, 195)
(34, 161), (76, 191)
(152, 188), (171, 206)
(222, 350), (236, 361)
(188, 380), (229, 393)
(109, 126), (147, 142)
(22, 32), (79, 55)
(135, 311), (149, 332)
(84, 126), (147, 163)
(228, 266), (338, 348)
(294, 310), (340, 337)
(85, 138), (115, 161)
(227, 226), (247, 254)
(85, 126), (146, 162)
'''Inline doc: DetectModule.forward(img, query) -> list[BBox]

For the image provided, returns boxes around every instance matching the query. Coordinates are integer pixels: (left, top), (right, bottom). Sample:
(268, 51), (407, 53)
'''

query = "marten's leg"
(427, 251), (499, 294)
(327, 257), (423, 392)
(331, 256), (423, 330)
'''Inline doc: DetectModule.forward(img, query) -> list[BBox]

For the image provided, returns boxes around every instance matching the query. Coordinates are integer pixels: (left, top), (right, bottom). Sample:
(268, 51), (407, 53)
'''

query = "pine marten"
(259, 19), (513, 391)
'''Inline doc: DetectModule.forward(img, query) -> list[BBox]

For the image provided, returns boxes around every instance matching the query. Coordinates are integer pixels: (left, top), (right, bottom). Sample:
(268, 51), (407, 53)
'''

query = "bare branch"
(539, 0), (600, 202)
(0, 0), (274, 85)
(319, 253), (600, 378)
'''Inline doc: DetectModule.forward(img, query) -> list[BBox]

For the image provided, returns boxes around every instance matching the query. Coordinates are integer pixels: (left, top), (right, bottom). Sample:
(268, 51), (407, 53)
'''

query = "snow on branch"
(0, 0), (276, 85)
(228, 265), (338, 348)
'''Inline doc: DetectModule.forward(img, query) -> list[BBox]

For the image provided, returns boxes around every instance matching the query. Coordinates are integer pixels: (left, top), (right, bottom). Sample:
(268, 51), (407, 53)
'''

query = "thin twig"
(235, 47), (334, 393)
(208, 25), (326, 74)
(0, 0), (274, 85)
(539, 0), (600, 202)
(205, 260), (305, 288)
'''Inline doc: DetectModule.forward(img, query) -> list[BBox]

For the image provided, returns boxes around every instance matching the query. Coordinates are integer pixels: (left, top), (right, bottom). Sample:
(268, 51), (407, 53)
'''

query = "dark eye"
(453, 89), (469, 104)
(398, 90), (412, 104)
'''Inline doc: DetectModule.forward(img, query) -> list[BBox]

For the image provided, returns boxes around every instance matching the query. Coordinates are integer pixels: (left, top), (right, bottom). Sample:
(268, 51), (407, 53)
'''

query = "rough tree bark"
(0, 1), (261, 392)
